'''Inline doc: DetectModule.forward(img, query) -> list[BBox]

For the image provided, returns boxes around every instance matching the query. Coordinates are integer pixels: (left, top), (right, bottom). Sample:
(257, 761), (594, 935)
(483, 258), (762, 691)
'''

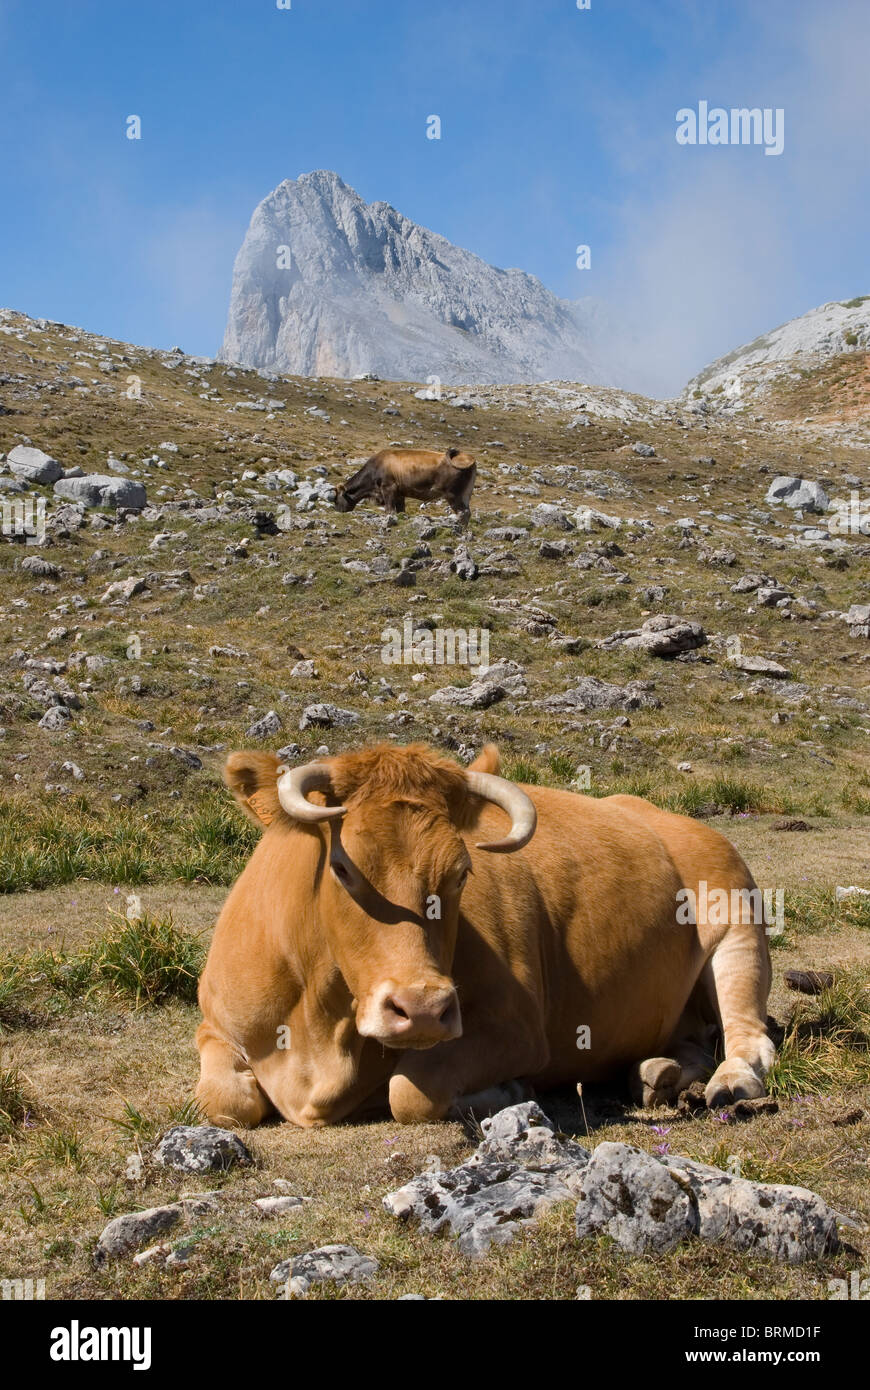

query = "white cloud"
(592, 0), (870, 395)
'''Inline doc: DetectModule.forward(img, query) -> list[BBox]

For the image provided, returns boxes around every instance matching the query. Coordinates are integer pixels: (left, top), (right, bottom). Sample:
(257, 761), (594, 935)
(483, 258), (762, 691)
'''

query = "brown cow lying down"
(334, 448), (476, 520)
(196, 743), (774, 1128)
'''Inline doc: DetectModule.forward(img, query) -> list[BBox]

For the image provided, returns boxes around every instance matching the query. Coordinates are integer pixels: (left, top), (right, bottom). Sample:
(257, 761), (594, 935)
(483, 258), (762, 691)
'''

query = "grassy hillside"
(0, 307), (868, 1299)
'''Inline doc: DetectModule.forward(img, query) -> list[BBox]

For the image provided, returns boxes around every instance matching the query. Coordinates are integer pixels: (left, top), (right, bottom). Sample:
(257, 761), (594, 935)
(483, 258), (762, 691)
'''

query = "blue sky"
(1, 0), (867, 392)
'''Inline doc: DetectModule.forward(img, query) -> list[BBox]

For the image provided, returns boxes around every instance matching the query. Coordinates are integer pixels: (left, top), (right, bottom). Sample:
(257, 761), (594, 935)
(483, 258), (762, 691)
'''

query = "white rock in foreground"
(385, 1103), (841, 1265)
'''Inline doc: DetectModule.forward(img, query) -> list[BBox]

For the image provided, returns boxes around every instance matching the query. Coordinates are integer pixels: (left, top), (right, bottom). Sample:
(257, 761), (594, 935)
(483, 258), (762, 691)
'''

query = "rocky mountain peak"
(220, 171), (615, 385)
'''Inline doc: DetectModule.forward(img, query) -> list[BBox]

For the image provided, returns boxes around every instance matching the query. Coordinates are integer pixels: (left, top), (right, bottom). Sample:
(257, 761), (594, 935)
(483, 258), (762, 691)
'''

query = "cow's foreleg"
(388, 1030), (547, 1124)
(380, 483), (404, 514)
(195, 1023), (273, 1129)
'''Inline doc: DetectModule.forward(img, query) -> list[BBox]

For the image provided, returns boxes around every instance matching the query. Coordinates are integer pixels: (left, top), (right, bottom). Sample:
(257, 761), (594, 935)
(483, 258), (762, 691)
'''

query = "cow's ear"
(445, 447), (461, 460)
(467, 743), (500, 775)
(224, 751), (285, 827)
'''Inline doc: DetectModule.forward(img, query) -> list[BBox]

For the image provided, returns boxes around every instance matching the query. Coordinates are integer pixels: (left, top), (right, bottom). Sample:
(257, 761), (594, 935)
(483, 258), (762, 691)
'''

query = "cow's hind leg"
(195, 1023), (272, 1129)
(702, 924), (775, 1108)
(629, 1056), (682, 1108)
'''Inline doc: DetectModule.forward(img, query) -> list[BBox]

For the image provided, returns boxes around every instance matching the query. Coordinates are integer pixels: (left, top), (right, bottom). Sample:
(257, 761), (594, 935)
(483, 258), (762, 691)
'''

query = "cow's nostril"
(385, 997), (409, 1021)
(439, 1001), (456, 1024)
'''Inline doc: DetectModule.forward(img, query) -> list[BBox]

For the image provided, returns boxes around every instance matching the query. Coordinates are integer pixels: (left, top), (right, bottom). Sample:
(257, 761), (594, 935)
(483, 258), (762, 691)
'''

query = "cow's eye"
(331, 862), (350, 883)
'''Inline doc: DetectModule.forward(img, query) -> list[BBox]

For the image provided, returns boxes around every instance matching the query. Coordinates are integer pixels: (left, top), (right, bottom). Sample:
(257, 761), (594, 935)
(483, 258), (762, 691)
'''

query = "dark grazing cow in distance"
(334, 448), (477, 521)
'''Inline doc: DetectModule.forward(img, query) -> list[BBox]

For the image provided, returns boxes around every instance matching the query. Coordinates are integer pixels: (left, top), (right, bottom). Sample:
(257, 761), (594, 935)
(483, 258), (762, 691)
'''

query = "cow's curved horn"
(276, 762), (347, 822)
(466, 771), (537, 853)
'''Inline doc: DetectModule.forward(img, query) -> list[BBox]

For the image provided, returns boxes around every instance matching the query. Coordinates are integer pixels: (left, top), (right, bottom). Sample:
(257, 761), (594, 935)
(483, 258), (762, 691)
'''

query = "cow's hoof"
(704, 1059), (766, 1109)
(630, 1057), (682, 1108)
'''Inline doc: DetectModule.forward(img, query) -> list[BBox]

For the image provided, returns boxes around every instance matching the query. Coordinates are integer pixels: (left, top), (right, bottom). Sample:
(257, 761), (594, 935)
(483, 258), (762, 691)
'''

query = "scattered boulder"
(96, 1205), (183, 1265)
(756, 586), (793, 608)
(730, 653), (792, 678)
(8, 445), (64, 486)
(95, 1194), (219, 1265)
(50, 502), (87, 533)
(54, 474), (147, 509)
(474, 1101), (590, 1182)
(732, 573), (776, 594)
(765, 476), (829, 514)
(601, 615), (707, 657)
(299, 703), (359, 730)
(37, 705), (72, 731)
(485, 526), (528, 543)
(530, 503), (574, 530)
(209, 644), (248, 660)
(269, 1245), (378, 1298)
(100, 576), (147, 605)
(666, 1154), (840, 1263)
(540, 539), (573, 560)
(844, 604), (870, 638)
(254, 1196), (309, 1217)
(543, 676), (661, 714)
(247, 710), (283, 739)
(153, 1125), (252, 1173)
(450, 543), (478, 580)
(170, 746), (202, 771)
(836, 885), (870, 902)
(20, 556), (60, 579)
(429, 660), (527, 710)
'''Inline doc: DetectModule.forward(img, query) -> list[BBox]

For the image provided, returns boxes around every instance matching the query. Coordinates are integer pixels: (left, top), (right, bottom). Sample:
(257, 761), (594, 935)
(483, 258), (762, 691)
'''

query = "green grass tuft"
(767, 969), (870, 1097)
(88, 911), (206, 1007)
(0, 1060), (35, 1137)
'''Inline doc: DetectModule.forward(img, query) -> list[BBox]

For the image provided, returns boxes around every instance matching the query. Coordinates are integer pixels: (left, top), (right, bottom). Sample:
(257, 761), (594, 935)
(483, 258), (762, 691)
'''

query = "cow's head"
(333, 484), (356, 512)
(226, 744), (535, 1050)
